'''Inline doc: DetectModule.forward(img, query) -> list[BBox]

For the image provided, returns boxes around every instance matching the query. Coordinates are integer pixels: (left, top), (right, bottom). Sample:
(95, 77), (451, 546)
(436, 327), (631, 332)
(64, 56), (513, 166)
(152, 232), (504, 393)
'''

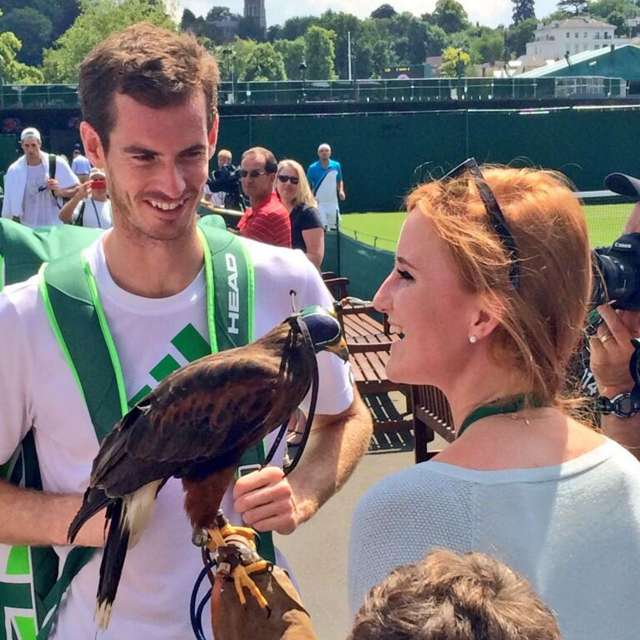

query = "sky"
(180, 0), (560, 28)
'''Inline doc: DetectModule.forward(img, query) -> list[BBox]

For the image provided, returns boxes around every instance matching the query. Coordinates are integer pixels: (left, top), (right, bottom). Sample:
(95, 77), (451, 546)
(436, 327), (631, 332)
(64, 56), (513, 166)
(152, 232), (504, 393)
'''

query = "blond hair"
(406, 166), (591, 406)
(351, 550), (562, 640)
(276, 159), (317, 209)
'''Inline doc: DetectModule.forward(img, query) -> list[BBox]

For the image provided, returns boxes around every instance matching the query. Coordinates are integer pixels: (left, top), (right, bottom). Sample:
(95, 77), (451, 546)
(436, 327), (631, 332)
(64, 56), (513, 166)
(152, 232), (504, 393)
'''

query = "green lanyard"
(458, 394), (541, 438)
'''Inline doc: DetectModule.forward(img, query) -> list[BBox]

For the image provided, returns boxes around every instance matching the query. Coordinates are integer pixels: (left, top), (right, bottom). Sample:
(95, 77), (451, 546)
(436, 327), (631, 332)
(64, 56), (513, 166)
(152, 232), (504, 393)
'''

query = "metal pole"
(336, 212), (342, 276)
(347, 31), (352, 82)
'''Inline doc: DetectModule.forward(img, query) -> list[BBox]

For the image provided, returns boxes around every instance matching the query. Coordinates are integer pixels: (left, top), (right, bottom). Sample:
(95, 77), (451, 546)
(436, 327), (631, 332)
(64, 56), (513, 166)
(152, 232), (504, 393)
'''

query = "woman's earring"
(469, 335), (478, 344)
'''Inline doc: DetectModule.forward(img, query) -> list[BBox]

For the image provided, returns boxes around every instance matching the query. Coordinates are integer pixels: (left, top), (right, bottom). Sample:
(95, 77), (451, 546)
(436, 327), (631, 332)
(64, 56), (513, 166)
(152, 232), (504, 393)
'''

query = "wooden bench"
(333, 297), (417, 453)
(411, 385), (455, 463)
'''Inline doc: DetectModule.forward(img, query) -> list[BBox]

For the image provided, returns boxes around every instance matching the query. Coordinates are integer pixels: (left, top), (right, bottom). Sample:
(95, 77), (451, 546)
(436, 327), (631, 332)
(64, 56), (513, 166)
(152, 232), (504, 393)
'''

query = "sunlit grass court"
(340, 203), (633, 252)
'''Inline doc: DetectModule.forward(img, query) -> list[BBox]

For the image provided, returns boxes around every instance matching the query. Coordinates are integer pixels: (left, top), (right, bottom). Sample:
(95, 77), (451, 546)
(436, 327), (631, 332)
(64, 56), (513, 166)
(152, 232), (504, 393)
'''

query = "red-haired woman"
(348, 162), (640, 640)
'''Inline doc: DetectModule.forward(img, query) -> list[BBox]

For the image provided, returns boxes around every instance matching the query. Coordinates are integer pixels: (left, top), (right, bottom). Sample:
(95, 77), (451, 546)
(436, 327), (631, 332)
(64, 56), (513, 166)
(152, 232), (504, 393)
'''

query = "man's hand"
(47, 178), (60, 192)
(339, 189), (346, 201)
(589, 304), (640, 397)
(232, 466), (298, 535)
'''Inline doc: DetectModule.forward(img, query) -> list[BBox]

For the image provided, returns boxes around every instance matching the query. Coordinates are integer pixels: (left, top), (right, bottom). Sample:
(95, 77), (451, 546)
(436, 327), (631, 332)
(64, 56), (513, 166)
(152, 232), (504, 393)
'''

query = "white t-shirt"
(19, 156), (78, 227)
(72, 198), (112, 229)
(0, 236), (353, 639)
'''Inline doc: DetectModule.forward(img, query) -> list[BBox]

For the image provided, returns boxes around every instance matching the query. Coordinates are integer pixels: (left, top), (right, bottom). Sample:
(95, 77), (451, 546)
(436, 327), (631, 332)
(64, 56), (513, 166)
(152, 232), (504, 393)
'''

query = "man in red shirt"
(237, 147), (291, 247)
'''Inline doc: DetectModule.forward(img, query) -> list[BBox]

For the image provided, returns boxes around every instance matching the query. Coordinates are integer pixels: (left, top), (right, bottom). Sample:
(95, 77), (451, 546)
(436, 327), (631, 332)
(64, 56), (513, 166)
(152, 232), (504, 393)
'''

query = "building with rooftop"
(522, 17), (630, 68)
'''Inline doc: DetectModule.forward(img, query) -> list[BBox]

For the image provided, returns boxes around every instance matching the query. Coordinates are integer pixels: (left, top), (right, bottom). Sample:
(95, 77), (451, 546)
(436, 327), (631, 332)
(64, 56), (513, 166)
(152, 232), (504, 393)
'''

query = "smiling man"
(0, 23), (371, 639)
(237, 146), (291, 248)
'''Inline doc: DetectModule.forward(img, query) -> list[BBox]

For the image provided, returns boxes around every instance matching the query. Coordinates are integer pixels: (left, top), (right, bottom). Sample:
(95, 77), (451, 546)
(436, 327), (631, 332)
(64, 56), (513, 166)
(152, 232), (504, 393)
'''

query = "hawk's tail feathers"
(95, 481), (161, 630)
(96, 498), (129, 630)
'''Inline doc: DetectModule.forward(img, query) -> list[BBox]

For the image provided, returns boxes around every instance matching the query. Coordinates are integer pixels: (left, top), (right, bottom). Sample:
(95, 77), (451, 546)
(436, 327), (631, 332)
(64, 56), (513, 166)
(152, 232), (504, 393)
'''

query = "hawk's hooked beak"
(326, 334), (350, 363)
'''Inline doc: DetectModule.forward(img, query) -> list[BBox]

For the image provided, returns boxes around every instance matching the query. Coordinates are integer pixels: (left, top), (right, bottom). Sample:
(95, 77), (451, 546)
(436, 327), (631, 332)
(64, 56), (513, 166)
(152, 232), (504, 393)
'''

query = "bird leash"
(189, 293), (320, 640)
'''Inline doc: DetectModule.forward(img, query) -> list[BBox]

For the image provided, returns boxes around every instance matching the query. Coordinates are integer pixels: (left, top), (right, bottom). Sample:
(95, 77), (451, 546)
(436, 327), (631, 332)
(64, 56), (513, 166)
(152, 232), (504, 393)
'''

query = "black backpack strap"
(75, 201), (86, 227)
(47, 155), (61, 210)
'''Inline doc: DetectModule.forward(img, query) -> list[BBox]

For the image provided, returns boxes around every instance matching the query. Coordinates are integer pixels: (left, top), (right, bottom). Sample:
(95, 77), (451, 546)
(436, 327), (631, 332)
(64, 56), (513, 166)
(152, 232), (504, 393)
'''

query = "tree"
(279, 16), (318, 41)
(606, 10), (628, 35)
(371, 4), (397, 19)
(304, 25), (336, 80)
(506, 17), (537, 57)
(180, 8), (197, 31)
(432, 0), (469, 34)
(244, 42), (286, 81)
(471, 29), (505, 64)
(273, 38), (306, 79)
(371, 39), (396, 76)
(440, 46), (472, 77)
(206, 6), (233, 21)
(556, 0), (589, 14)
(512, 0), (536, 24)
(590, 0), (638, 19)
(317, 11), (361, 79)
(42, 0), (175, 83)
(0, 7), (52, 66)
(0, 11), (45, 83)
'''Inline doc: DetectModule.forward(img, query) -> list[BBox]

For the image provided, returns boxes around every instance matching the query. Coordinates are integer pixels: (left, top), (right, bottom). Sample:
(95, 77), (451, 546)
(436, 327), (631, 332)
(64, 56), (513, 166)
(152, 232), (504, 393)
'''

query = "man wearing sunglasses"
(237, 146), (291, 247)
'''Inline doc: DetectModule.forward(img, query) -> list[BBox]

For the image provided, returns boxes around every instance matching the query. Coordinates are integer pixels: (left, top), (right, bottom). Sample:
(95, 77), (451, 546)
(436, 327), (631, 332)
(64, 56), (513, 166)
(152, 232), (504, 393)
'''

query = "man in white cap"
(1, 127), (79, 227)
(306, 143), (345, 230)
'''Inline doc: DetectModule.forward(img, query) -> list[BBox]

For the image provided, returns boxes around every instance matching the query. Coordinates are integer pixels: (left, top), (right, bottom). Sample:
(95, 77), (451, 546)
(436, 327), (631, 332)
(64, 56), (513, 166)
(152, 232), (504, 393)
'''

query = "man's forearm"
(0, 479), (105, 547)
(288, 391), (372, 524)
(601, 416), (640, 459)
(54, 185), (79, 199)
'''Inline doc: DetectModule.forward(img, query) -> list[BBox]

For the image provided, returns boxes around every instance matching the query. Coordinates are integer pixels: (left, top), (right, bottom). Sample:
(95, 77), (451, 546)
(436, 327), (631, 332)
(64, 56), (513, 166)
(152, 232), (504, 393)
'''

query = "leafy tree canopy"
(433, 0), (469, 33)
(304, 25), (336, 80)
(0, 7), (52, 66)
(512, 0), (536, 24)
(440, 46), (472, 76)
(371, 4), (398, 19)
(0, 11), (45, 83)
(42, 0), (175, 83)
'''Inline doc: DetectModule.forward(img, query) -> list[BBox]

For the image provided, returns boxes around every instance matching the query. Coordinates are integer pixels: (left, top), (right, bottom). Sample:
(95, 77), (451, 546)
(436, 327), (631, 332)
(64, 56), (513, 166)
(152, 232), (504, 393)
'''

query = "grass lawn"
(340, 203), (632, 251)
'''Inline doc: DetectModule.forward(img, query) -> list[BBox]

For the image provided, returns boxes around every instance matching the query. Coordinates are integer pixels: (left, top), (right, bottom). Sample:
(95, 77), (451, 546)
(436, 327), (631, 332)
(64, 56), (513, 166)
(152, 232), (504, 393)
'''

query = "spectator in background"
(350, 549), (562, 640)
(276, 159), (324, 268)
(307, 143), (345, 231)
(587, 172), (640, 458)
(207, 148), (242, 210)
(59, 167), (112, 229)
(71, 143), (92, 182)
(237, 146), (291, 248)
(1, 127), (79, 227)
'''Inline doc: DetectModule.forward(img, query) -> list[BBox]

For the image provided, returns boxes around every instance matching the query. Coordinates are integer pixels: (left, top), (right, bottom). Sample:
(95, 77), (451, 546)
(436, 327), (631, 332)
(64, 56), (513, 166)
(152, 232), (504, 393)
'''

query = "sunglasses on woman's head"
(441, 158), (519, 288)
(277, 175), (299, 185)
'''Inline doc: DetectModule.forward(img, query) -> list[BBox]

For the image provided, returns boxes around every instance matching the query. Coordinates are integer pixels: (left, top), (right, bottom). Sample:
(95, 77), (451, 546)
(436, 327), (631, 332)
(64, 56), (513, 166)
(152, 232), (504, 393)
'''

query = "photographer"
(589, 173), (640, 458)
(59, 167), (111, 228)
(207, 148), (243, 210)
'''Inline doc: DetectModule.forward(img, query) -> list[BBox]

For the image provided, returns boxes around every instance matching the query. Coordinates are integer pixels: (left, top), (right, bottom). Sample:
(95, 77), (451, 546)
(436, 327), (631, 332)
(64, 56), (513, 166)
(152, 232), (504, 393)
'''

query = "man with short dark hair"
(0, 23), (371, 639)
(350, 550), (562, 640)
(237, 146), (291, 247)
(1, 127), (79, 226)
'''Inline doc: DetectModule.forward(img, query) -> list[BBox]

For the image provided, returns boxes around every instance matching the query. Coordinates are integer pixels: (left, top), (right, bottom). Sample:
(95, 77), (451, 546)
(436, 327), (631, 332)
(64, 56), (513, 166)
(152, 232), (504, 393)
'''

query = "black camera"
(592, 233), (640, 310)
(207, 165), (243, 211)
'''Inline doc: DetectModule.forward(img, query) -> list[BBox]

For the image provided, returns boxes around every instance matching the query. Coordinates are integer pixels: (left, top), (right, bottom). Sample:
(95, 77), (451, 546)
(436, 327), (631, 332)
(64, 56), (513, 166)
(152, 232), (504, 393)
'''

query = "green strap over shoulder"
(33, 223), (275, 638)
